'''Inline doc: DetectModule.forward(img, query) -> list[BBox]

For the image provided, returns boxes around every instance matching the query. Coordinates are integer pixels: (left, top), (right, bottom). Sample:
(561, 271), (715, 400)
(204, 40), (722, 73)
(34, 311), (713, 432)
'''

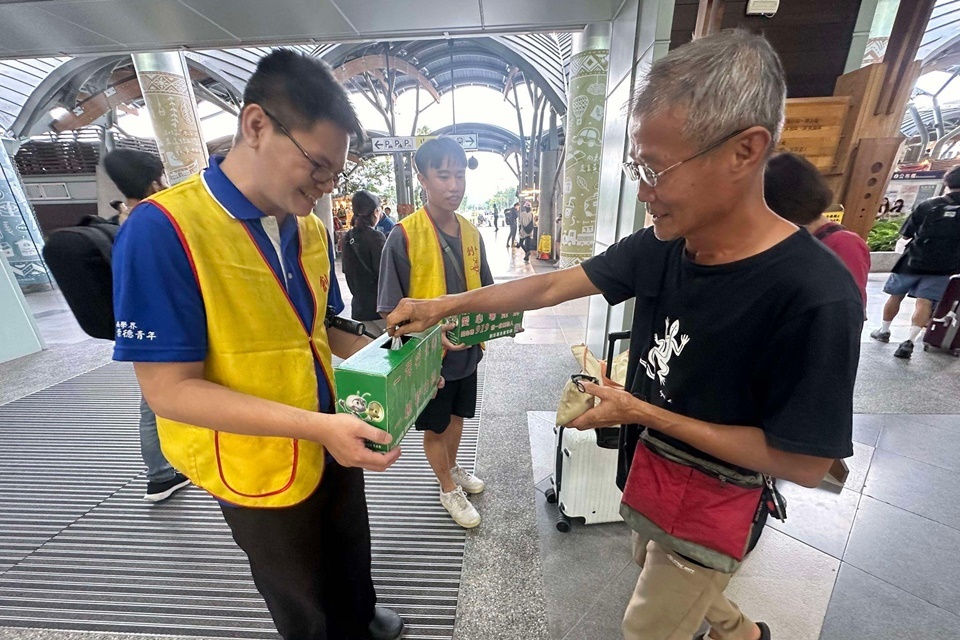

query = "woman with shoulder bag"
(342, 190), (388, 336)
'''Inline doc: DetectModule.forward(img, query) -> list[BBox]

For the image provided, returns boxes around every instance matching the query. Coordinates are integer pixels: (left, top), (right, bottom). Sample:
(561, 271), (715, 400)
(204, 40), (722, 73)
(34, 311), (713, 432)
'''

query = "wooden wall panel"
(670, 0), (865, 98)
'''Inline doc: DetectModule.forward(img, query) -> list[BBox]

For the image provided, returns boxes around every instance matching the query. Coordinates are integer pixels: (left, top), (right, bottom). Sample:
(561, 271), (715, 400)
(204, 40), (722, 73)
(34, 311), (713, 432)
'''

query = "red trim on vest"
(214, 432), (300, 498)
(296, 223), (335, 412)
(150, 199), (201, 290)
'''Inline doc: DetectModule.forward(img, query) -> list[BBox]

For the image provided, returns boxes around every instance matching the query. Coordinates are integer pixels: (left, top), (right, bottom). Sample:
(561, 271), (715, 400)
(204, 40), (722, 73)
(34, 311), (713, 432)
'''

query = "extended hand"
(566, 382), (643, 430)
(321, 414), (401, 472)
(386, 298), (446, 336)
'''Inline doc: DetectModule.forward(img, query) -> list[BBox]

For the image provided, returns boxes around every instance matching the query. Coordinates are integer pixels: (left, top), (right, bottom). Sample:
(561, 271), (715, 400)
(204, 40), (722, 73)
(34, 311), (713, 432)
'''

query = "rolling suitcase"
(923, 275), (960, 357)
(545, 331), (630, 532)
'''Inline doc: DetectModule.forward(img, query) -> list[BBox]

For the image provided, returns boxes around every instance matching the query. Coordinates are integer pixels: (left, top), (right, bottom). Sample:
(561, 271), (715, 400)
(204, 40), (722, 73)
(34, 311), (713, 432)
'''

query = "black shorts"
(415, 371), (478, 434)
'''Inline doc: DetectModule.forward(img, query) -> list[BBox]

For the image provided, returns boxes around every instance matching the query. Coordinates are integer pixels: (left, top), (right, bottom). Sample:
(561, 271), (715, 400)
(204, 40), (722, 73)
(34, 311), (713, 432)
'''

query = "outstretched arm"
(386, 265), (600, 335)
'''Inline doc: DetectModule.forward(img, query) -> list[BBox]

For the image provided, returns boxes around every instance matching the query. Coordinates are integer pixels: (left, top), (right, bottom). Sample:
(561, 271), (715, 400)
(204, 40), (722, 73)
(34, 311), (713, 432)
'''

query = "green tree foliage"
(484, 185), (519, 212)
(339, 156), (396, 205)
(867, 217), (906, 252)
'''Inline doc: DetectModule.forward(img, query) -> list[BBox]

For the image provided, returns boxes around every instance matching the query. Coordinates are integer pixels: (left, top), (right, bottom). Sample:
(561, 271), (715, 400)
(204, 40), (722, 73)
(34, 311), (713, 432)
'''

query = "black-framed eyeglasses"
(622, 128), (750, 188)
(260, 107), (345, 188)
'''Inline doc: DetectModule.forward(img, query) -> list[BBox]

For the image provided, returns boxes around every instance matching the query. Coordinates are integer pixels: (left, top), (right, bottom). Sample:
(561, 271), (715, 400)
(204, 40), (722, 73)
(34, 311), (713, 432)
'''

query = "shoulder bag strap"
(813, 222), (844, 241)
(436, 230), (467, 290)
(347, 230), (378, 278)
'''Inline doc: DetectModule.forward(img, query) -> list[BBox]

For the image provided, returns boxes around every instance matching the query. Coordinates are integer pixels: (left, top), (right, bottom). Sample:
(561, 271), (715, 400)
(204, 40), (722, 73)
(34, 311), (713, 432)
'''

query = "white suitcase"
(545, 425), (623, 531)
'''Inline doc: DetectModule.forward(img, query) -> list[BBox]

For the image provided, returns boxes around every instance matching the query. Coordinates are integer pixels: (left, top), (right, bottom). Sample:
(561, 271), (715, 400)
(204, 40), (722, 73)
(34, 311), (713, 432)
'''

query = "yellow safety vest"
(397, 207), (482, 299)
(147, 173), (335, 508)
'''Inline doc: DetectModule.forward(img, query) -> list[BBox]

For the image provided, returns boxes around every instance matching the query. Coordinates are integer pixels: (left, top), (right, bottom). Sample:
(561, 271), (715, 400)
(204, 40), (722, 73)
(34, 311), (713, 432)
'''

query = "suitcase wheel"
(953, 349), (960, 358)
(556, 512), (571, 533)
(923, 344), (930, 352)
(545, 487), (557, 504)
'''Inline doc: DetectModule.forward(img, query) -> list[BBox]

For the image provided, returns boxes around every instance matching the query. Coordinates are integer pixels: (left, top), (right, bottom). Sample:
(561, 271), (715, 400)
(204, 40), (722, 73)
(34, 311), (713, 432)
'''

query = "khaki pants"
(622, 533), (756, 640)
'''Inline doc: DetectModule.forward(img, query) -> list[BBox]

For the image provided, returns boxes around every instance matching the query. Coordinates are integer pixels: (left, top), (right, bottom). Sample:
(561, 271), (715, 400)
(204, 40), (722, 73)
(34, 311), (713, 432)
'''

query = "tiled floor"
(23, 288), (92, 348)
(8, 230), (960, 640)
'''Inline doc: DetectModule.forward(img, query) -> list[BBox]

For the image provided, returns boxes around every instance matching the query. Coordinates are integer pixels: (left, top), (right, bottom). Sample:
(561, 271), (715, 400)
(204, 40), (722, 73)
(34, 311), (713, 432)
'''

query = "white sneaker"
(450, 465), (485, 494)
(440, 486), (481, 528)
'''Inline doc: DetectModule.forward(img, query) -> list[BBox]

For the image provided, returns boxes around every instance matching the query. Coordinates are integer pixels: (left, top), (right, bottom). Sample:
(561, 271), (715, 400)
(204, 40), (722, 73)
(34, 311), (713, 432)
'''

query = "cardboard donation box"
(334, 325), (443, 452)
(446, 311), (524, 346)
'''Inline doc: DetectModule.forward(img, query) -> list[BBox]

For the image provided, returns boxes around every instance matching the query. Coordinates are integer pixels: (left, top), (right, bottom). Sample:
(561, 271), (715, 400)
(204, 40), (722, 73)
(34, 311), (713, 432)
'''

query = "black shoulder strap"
(813, 222), (845, 242)
(436, 230), (467, 290)
(346, 230), (378, 279)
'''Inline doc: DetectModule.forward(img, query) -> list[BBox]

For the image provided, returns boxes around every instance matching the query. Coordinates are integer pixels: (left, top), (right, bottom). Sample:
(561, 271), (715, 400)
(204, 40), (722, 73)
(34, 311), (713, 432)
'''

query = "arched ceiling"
(320, 35), (570, 114)
(919, 0), (960, 72)
(1, 35), (570, 139)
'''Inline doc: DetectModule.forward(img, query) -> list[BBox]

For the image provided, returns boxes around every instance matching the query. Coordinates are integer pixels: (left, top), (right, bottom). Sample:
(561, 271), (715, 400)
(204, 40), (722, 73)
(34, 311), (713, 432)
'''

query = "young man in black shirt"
(869, 165), (960, 358)
(386, 30), (861, 640)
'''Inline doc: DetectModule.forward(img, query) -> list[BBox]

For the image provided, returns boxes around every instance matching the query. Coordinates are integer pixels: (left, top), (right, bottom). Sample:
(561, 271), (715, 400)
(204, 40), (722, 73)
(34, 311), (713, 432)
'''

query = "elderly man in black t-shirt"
(386, 30), (861, 640)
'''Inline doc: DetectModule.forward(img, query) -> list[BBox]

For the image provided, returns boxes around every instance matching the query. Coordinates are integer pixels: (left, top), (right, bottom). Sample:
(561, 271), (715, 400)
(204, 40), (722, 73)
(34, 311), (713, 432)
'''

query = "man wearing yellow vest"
(112, 50), (404, 640)
(378, 138), (494, 528)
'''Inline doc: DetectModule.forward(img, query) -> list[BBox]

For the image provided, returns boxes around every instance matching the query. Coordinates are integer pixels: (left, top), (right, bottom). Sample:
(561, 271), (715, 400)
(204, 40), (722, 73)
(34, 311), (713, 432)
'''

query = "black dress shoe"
(695, 622), (770, 640)
(369, 606), (404, 640)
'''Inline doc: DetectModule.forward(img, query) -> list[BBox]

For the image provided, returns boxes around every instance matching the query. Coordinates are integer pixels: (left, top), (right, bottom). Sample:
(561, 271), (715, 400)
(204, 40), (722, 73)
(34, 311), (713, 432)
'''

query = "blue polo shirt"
(375, 214), (395, 236)
(112, 156), (344, 413)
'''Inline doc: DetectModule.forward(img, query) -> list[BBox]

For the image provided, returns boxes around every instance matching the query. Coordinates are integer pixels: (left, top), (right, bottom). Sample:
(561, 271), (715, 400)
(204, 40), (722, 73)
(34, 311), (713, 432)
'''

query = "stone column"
(558, 24), (610, 268)
(132, 52), (208, 185)
(582, 0), (677, 354)
(314, 193), (336, 250)
(537, 147), (561, 260)
(0, 138), (52, 291)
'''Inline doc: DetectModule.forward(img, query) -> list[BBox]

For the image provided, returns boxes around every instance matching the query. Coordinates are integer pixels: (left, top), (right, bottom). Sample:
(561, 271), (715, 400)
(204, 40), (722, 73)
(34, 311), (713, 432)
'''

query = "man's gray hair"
(631, 29), (786, 149)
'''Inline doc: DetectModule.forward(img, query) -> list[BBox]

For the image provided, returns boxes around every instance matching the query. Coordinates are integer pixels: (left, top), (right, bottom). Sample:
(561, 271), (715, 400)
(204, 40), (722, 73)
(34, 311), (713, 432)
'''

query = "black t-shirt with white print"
(581, 227), (862, 489)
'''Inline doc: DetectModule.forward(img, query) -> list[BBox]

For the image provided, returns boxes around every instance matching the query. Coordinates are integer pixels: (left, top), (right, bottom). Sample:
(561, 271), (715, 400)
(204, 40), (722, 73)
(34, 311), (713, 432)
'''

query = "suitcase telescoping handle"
(596, 331), (631, 451)
(606, 331), (631, 369)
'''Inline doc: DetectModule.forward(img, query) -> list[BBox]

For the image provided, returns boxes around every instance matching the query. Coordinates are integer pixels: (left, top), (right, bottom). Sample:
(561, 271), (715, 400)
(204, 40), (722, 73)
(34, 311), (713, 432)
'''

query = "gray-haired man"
(387, 30), (861, 639)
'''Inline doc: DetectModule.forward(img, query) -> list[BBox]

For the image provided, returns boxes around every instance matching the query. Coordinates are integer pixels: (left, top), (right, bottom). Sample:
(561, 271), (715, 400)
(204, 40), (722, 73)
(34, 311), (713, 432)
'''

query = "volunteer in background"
(102, 148), (189, 503)
(377, 137), (494, 529)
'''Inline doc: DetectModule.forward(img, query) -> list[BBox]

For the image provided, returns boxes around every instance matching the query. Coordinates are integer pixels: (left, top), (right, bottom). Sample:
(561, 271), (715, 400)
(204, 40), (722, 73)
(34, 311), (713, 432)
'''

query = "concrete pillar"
(845, 0), (883, 72)
(558, 23), (611, 268)
(0, 138), (52, 291)
(583, 0), (677, 354)
(132, 52), (208, 185)
(315, 194), (335, 240)
(537, 147), (560, 260)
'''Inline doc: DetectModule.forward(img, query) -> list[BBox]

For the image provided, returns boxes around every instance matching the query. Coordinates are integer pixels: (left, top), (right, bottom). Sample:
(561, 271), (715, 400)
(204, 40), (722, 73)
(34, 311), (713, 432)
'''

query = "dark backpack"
(42, 218), (118, 340)
(906, 193), (960, 273)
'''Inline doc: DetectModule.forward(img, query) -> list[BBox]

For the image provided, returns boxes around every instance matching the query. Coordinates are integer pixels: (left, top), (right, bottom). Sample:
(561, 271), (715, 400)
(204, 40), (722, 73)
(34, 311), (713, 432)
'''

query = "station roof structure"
(1, 34), (571, 141)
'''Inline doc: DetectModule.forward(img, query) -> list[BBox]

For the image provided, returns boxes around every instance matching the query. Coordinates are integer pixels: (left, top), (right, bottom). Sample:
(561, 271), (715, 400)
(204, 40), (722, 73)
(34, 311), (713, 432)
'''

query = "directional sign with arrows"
(372, 134), (478, 154)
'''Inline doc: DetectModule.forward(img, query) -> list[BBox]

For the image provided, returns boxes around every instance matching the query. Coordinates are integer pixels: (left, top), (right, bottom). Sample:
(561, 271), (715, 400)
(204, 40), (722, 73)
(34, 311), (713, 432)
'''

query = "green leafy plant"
(867, 217), (906, 252)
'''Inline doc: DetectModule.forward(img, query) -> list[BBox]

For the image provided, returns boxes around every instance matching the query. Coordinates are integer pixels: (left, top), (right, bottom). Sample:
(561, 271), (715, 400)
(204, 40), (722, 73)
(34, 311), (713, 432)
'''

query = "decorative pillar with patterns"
(132, 52), (209, 185)
(0, 138), (51, 290)
(559, 26), (610, 268)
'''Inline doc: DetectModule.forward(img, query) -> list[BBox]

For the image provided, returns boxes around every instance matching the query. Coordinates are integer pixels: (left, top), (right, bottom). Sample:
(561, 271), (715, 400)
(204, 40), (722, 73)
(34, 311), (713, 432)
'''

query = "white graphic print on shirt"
(639, 317), (689, 386)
